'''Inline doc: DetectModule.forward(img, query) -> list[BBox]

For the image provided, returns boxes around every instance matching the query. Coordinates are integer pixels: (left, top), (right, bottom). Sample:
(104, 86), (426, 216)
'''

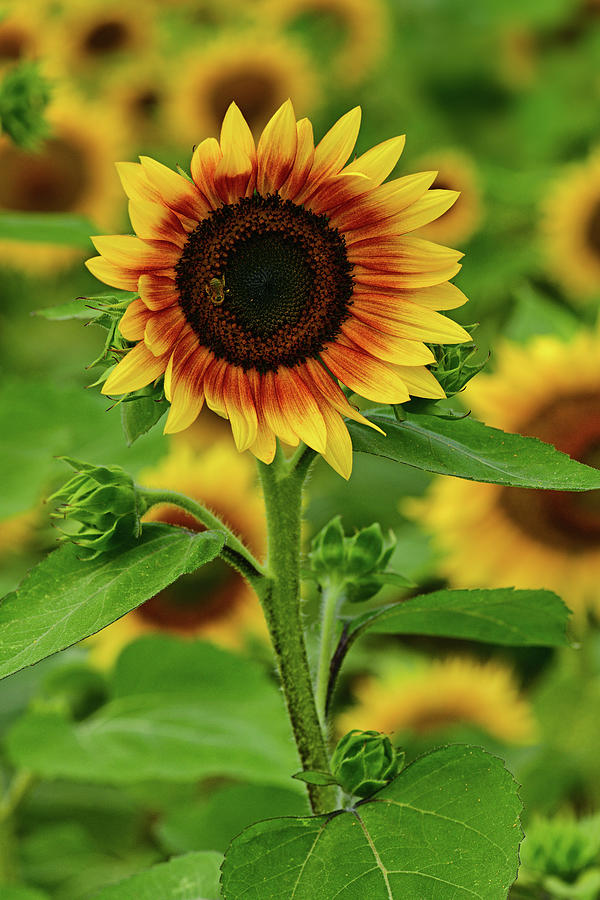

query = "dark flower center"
(136, 506), (243, 630)
(585, 199), (600, 257)
(499, 392), (600, 552)
(175, 194), (354, 372)
(0, 27), (28, 61)
(84, 20), (129, 55)
(208, 70), (279, 133)
(0, 137), (88, 212)
(132, 88), (161, 120)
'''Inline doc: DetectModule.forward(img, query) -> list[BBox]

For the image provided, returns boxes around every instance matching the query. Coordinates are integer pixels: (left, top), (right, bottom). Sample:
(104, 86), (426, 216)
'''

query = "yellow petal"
(85, 256), (139, 290)
(331, 171), (437, 231)
(394, 189), (461, 234)
(119, 298), (151, 341)
(279, 117), (315, 201)
(257, 99), (297, 195)
(138, 273), (179, 310)
(214, 143), (253, 204)
(220, 102), (256, 163)
(276, 367), (327, 454)
(102, 342), (167, 395)
(321, 339), (411, 404)
(128, 198), (187, 247)
(190, 137), (223, 209)
(342, 135), (406, 186)
(144, 306), (185, 356)
(300, 106), (362, 196)
(115, 162), (161, 205)
(320, 402), (354, 480)
(393, 364), (446, 399)
(353, 260), (462, 290)
(139, 156), (208, 221)
(91, 234), (180, 271)
(341, 317), (436, 365)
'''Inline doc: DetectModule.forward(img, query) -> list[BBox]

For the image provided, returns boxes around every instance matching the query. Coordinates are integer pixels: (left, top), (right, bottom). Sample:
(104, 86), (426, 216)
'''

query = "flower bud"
(331, 730), (403, 799)
(309, 515), (346, 576)
(345, 523), (386, 577)
(48, 458), (142, 559)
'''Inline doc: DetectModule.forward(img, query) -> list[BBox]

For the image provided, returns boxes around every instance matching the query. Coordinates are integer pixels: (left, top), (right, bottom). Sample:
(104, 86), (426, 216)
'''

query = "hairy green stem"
(315, 580), (346, 729)
(257, 449), (337, 815)
(139, 487), (266, 585)
(0, 770), (35, 883)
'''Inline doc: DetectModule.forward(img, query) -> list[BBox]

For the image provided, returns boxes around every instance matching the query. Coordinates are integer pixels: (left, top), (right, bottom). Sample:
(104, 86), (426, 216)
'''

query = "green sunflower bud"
(48, 458), (143, 559)
(308, 518), (407, 603)
(345, 523), (386, 576)
(429, 325), (487, 398)
(310, 515), (346, 575)
(331, 730), (404, 799)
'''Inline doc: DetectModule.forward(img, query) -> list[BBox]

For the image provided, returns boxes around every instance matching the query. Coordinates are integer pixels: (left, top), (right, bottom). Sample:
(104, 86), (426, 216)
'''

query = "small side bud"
(48, 458), (143, 559)
(331, 730), (404, 799)
(345, 523), (386, 577)
(309, 515), (346, 576)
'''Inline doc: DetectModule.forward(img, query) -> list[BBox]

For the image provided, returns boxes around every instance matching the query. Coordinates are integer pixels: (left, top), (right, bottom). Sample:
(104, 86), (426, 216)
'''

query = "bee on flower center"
(205, 275), (227, 305)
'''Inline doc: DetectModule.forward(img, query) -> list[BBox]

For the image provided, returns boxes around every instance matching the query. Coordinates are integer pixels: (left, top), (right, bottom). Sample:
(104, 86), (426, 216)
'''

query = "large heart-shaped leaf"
(221, 745), (522, 900)
(5, 638), (297, 787)
(91, 851), (222, 900)
(0, 525), (224, 679)
(349, 411), (600, 489)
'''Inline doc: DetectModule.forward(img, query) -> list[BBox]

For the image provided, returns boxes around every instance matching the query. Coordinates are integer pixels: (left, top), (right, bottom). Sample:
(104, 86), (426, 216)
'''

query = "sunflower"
(86, 100), (469, 479)
(106, 59), (170, 147)
(259, 0), (388, 85)
(339, 656), (536, 745)
(46, 0), (153, 75)
(416, 149), (482, 245)
(0, 508), (38, 556)
(0, 92), (126, 273)
(89, 440), (267, 668)
(542, 151), (600, 298)
(410, 327), (600, 621)
(167, 33), (317, 145)
(0, 6), (43, 70)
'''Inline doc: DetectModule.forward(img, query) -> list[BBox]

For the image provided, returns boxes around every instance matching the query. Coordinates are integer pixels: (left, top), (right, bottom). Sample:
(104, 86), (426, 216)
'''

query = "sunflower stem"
(0, 770), (35, 883)
(257, 452), (337, 815)
(138, 487), (266, 585)
(315, 579), (346, 730)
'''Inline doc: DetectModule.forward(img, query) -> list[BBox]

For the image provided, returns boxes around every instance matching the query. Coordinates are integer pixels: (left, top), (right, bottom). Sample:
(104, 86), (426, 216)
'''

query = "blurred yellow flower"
(105, 58), (170, 147)
(89, 440), (267, 668)
(0, 91), (126, 272)
(542, 151), (600, 298)
(339, 656), (536, 744)
(0, 508), (38, 556)
(417, 149), (482, 245)
(46, 0), (155, 75)
(259, 0), (388, 85)
(167, 31), (318, 144)
(0, 6), (44, 71)
(410, 327), (600, 622)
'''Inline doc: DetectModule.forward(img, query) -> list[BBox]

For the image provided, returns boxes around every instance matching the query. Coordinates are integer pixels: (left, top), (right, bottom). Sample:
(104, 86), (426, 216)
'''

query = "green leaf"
(120, 386), (169, 447)
(0, 524), (224, 680)
(292, 770), (340, 787)
(5, 637), (297, 786)
(221, 745), (522, 900)
(157, 783), (309, 855)
(0, 377), (166, 519)
(0, 889), (51, 900)
(351, 588), (570, 647)
(0, 211), (94, 247)
(349, 411), (600, 489)
(90, 852), (222, 900)
(34, 293), (136, 321)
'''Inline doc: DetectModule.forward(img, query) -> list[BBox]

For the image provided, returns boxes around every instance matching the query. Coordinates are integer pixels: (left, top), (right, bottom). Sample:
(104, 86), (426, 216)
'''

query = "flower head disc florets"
(86, 100), (470, 478)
